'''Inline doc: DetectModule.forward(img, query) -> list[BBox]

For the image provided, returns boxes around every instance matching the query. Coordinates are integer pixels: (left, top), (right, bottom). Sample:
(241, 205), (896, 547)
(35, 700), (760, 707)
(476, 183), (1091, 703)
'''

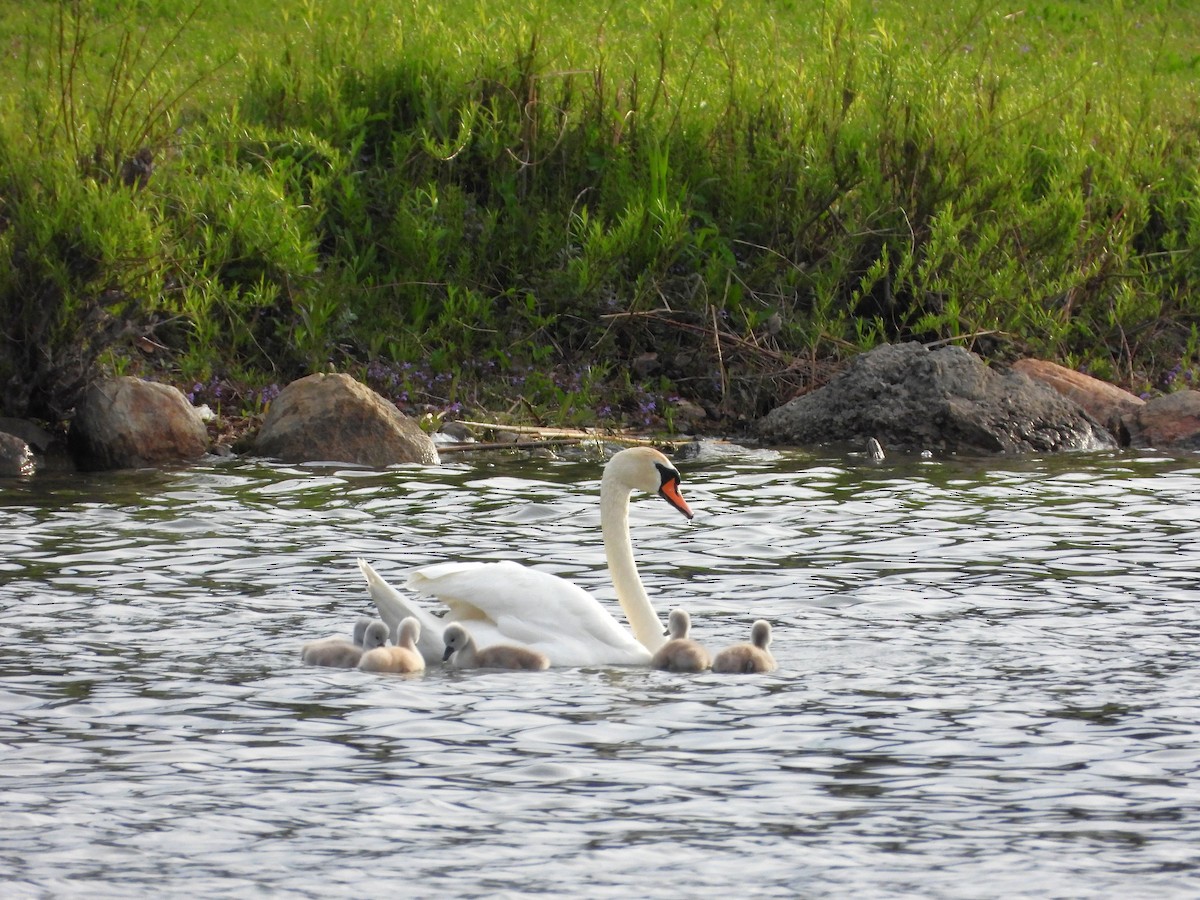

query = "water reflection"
(2, 448), (1200, 896)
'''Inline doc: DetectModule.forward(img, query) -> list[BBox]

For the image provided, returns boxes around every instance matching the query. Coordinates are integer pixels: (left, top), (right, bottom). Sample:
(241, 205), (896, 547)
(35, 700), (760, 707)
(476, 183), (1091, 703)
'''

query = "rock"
(1010, 359), (1143, 437)
(69, 377), (209, 471)
(253, 373), (438, 466)
(632, 352), (660, 378)
(0, 417), (57, 455)
(0, 417), (76, 474)
(0, 432), (35, 477)
(757, 342), (1116, 454)
(670, 398), (708, 430)
(1123, 390), (1200, 450)
(438, 421), (476, 443)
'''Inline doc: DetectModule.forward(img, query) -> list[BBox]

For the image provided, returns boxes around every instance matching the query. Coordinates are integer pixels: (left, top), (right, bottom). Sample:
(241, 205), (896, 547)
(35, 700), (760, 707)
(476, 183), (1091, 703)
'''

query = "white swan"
(711, 620), (777, 674)
(358, 446), (694, 667)
(650, 608), (710, 673)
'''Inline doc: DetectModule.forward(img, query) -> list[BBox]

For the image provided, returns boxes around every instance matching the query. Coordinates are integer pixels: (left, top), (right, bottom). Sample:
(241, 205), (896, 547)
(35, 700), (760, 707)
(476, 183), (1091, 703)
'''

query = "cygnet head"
(442, 622), (472, 661)
(362, 620), (389, 650)
(352, 616), (374, 646)
(604, 447), (692, 520)
(667, 608), (692, 640)
(751, 619), (772, 650)
(397, 617), (421, 650)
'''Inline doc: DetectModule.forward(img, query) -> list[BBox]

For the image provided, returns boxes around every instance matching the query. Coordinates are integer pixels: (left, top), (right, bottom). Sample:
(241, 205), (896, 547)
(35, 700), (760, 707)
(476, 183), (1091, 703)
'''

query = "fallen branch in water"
(436, 438), (588, 453)
(450, 420), (681, 449)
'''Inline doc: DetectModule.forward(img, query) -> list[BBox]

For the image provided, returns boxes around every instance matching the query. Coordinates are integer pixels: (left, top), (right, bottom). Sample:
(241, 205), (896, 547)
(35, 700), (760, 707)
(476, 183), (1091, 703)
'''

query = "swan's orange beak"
(658, 477), (694, 520)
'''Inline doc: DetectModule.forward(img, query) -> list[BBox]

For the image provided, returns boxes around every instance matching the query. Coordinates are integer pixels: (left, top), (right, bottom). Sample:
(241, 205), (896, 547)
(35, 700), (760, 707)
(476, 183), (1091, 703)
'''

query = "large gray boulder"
(757, 342), (1116, 454)
(253, 373), (438, 466)
(69, 377), (209, 471)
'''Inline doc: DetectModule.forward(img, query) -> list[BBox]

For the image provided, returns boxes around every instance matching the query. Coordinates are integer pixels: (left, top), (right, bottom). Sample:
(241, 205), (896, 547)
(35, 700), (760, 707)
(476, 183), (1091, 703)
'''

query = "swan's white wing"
(358, 558), (447, 663)
(359, 558), (653, 666)
(408, 560), (652, 667)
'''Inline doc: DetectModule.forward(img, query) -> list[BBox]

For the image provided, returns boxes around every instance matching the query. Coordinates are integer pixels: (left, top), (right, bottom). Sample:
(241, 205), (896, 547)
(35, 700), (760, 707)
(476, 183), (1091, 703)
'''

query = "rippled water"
(3, 444), (1200, 898)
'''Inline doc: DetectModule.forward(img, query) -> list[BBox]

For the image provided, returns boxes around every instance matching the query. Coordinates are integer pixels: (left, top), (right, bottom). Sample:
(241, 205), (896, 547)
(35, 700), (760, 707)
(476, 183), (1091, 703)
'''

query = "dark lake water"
(2, 443), (1199, 897)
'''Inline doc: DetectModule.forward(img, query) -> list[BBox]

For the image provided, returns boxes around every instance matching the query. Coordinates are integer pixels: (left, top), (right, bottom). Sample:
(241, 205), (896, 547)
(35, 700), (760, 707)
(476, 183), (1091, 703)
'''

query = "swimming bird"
(649, 608), (710, 673)
(442, 622), (551, 670)
(358, 446), (694, 667)
(358, 617), (425, 674)
(711, 620), (777, 674)
(302, 619), (388, 668)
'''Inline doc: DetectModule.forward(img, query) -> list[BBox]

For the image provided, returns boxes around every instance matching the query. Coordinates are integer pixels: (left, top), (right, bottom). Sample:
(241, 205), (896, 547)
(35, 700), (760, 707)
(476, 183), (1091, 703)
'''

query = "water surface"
(2, 446), (1199, 897)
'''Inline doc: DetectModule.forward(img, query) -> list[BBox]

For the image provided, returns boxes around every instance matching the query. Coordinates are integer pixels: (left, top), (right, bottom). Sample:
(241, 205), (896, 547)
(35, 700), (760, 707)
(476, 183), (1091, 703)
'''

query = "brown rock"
(1010, 359), (1143, 435)
(1124, 391), (1200, 450)
(254, 373), (438, 466)
(69, 377), (208, 471)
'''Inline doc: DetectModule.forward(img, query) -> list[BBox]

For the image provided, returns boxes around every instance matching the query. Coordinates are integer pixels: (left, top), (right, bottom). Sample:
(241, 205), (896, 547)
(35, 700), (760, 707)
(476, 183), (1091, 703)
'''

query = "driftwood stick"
(437, 438), (587, 453)
(454, 420), (598, 438)
(445, 422), (685, 450)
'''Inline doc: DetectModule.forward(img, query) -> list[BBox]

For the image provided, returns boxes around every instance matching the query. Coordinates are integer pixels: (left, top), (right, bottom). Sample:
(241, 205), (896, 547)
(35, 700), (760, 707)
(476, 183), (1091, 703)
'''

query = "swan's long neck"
(601, 475), (666, 651)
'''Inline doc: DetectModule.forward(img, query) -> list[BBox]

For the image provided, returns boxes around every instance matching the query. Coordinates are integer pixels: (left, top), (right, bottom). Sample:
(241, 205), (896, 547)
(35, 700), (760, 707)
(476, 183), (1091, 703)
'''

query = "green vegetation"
(2, 0), (1199, 431)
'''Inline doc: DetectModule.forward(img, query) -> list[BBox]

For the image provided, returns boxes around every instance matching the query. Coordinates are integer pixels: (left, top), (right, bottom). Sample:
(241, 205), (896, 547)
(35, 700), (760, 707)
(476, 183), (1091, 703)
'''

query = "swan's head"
(667, 608), (692, 639)
(751, 619), (772, 649)
(363, 620), (390, 650)
(605, 447), (693, 519)
(352, 615), (374, 646)
(442, 622), (472, 661)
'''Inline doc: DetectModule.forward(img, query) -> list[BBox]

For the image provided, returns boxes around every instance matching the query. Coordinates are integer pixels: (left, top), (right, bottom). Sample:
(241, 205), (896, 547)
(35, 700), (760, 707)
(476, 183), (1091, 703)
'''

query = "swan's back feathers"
(407, 560), (651, 666)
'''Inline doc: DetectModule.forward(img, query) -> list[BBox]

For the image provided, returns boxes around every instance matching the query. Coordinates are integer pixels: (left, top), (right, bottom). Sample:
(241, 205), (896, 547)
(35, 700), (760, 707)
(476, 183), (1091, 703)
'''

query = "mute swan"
(358, 446), (694, 667)
(359, 617), (425, 674)
(442, 623), (551, 670)
(711, 620), (777, 674)
(302, 619), (388, 668)
(650, 608), (710, 673)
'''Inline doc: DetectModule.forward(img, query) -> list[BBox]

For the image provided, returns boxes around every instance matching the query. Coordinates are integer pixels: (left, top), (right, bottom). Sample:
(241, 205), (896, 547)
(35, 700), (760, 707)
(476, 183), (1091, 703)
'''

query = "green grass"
(2, 0), (1199, 429)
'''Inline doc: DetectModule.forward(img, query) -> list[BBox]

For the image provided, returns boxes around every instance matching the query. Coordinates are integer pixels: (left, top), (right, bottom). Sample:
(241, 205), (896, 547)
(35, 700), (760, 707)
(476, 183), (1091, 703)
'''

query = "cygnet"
(302, 619), (388, 668)
(649, 608), (710, 673)
(359, 617), (426, 674)
(711, 620), (777, 674)
(442, 622), (550, 670)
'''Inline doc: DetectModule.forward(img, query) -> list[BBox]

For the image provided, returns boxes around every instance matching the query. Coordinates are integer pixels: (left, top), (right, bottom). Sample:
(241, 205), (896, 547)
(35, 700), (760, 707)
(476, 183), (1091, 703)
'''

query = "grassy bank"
(2, 0), (1199, 434)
